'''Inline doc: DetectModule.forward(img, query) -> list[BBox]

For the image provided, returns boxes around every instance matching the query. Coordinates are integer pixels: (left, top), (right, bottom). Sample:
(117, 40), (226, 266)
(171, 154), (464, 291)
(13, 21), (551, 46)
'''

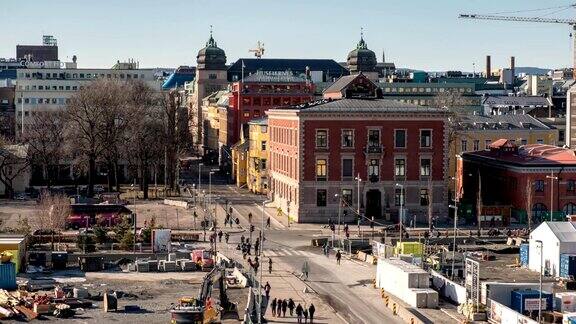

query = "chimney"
(486, 55), (491, 78)
(510, 56), (515, 79)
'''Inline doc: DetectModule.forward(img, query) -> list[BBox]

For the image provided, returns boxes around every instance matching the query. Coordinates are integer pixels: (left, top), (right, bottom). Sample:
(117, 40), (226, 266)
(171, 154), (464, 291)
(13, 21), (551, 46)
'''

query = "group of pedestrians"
(270, 298), (315, 323)
(223, 212), (240, 228)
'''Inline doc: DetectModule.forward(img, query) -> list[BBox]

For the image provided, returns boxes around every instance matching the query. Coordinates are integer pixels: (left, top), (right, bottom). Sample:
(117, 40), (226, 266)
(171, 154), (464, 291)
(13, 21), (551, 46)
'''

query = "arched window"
(564, 203), (576, 216)
(532, 203), (548, 220)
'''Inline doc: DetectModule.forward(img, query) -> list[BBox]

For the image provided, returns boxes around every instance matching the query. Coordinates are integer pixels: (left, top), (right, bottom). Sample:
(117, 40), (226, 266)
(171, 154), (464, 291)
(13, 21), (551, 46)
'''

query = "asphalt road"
(211, 184), (402, 324)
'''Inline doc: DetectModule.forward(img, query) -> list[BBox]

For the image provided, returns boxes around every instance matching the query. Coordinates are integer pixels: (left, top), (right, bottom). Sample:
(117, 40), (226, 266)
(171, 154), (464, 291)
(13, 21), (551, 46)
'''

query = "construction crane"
(459, 4), (576, 78)
(249, 41), (265, 58)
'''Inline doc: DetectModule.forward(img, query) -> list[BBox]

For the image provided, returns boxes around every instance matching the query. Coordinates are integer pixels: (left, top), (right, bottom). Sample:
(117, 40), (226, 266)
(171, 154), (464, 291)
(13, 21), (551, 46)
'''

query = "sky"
(1, 0), (575, 71)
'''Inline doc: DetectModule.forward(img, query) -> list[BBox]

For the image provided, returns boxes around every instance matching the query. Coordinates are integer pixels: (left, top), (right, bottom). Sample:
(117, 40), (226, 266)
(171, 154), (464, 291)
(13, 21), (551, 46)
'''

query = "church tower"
(347, 30), (378, 81)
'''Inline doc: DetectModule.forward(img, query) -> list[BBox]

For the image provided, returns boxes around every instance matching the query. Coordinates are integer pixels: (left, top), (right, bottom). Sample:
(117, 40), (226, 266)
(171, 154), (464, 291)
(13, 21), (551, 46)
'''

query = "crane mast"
(459, 7), (576, 79)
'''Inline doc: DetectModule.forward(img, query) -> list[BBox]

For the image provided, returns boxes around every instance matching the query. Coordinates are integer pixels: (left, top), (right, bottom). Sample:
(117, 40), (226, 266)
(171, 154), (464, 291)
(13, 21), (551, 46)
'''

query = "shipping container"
(51, 252), (68, 270)
(79, 256), (103, 272)
(519, 244), (529, 267)
(395, 242), (424, 257)
(511, 290), (553, 314)
(28, 251), (48, 267)
(556, 292), (576, 313)
(561, 254), (576, 279)
(0, 262), (17, 290)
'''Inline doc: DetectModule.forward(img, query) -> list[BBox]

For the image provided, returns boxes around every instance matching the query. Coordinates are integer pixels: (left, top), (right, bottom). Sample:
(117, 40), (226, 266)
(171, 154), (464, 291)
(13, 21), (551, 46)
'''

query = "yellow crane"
(459, 4), (576, 78)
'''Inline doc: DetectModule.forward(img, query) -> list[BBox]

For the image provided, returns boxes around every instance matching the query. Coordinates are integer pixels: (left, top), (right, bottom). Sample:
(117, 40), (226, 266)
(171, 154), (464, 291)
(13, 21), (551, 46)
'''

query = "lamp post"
(536, 239), (543, 324)
(335, 194), (342, 248)
(395, 184), (404, 245)
(449, 204), (458, 280)
(355, 174), (362, 236)
(546, 172), (558, 221)
(258, 199), (272, 323)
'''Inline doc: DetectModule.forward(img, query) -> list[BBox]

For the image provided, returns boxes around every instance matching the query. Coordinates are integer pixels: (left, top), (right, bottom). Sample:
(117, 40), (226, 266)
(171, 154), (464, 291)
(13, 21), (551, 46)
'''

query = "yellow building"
(231, 140), (248, 189)
(246, 118), (269, 195)
(201, 90), (230, 153)
(448, 114), (558, 182)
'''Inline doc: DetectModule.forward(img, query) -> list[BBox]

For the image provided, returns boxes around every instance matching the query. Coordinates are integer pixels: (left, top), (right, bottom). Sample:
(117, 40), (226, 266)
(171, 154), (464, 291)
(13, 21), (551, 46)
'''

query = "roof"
(2, 144), (28, 159)
(242, 71), (307, 83)
(281, 98), (447, 114)
(0, 235), (26, 245)
(457, 114), (551, 131)
(248, 117), (268, 126)
(0, 69), (17, 80)
(162, 68), (195, 90)
(482, 95), (551, 107)
(228, 58), (349, 75)
(323, 74), (357, 94)
(464, 142), (576, 167)
(541, 222), (576, 243)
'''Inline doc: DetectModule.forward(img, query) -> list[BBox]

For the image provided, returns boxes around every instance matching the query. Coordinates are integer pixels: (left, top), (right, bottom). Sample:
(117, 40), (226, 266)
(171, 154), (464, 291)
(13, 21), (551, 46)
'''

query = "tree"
(526, 179), (533, 230)
(0, 137), (30, 199)
(65, 80), (127, 197)
(36, 191), (71, 250)
(23, 111), (66, 188)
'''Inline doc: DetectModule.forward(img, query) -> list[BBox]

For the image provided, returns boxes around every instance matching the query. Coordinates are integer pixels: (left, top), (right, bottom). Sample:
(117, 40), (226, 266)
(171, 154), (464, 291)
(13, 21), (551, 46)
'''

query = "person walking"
(309, 303), (315, 323)
(248, 212), (253, 223)
(303, 308), (308, 324)
(276, 299), (282, 317)
(224, 232), (230, 244)
(268, 257), (273, 274)
(254, 240), (260, 255)
(336, 250), (342, 265)
(266, 217), (271, 228)
(217, 230), (223, 242)
(323, 243), (329, 257)
(271, 298), (277, 317)
(288, 298), (295, 316)
(295, 303), (303, 323)
(301, 261), (310, 280)
(281, 299), (288, 317)
(264, 281), (271, 298)
(241, 235), (245, 244)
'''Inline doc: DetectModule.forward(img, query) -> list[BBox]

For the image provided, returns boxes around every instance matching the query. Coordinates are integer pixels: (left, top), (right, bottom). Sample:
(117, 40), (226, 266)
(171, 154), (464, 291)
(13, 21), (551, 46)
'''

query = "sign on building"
(152, 229), (171, 253)
(465, 258), (480, 304)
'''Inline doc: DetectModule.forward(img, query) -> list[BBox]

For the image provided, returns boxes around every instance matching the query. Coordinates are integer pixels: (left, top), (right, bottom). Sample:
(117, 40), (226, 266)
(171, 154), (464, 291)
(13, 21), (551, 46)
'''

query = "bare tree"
(0, 137), (29, 199)
(526, 179), (533, 230)
(65, 80), (126, 197)
(36, 191), (71, 250)
(427, 177), (433, 231)
(23, 111), (65, 188)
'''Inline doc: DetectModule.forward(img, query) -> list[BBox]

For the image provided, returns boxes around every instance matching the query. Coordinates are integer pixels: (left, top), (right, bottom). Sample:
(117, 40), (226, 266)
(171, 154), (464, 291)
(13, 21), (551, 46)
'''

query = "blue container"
(519, 244), (529, 266)
(560, 254), (576, 278)
(569, 316), (576, 324)
(511, 290), (553, 314)
(0, 262), (17, 290)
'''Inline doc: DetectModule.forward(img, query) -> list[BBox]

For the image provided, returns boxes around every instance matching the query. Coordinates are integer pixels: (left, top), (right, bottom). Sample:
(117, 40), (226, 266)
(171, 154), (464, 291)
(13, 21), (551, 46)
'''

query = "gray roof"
(482, 95), (551, 107)
(544, 222), (576, 243)
(293, 98), (447, 113)
(248, 117), (268, 125)
(323, 74), (357, 93)
(458, 114), (551, 131)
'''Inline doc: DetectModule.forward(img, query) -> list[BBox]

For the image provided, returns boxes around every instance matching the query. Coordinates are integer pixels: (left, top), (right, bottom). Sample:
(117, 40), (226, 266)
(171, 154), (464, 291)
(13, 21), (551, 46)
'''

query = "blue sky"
(1, 0), (574, 71)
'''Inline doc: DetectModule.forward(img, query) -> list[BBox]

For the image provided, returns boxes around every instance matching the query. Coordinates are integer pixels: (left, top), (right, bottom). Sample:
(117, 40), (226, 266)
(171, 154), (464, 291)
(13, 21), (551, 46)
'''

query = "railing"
(364, 145), (383, 154)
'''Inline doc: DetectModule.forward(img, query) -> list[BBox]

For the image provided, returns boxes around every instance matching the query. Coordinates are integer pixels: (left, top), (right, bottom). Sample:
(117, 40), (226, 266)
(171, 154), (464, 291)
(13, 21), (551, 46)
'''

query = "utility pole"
(355, 174), (361, 236)
(547, 172), (558, 221)
(396, 183), (404, 245)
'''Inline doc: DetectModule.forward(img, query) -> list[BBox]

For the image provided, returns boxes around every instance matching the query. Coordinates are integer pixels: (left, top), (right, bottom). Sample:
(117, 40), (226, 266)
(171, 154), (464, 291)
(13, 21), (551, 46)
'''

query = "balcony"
(364, 145), (383, 154)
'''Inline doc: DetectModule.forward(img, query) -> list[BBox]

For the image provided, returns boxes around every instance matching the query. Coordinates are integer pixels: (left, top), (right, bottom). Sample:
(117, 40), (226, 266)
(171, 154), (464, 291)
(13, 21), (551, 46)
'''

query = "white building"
(14, 61), (163, 136)
(529, 222), (576, 277)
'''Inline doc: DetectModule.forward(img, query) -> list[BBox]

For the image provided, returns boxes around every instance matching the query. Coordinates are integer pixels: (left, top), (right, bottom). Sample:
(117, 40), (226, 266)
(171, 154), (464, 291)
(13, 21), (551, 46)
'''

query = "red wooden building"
(267, 74), (450, 223)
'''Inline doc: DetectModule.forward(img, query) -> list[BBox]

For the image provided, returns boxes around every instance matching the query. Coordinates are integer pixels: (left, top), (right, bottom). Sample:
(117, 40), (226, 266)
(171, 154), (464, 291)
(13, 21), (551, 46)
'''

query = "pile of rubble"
(0, 287), (88, 320)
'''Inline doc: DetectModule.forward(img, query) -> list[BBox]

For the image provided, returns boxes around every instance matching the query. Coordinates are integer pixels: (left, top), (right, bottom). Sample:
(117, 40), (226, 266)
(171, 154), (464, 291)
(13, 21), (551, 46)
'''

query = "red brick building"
(226, 71), (315, 145)
(460, 139), (576, 225)
(267, 74), (450, 223)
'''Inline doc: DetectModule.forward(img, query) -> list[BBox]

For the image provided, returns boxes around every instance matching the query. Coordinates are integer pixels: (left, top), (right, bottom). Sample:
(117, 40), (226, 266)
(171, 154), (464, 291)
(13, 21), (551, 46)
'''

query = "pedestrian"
(254, 258), (260, 273)
(264, 281), (271, 298)
(247, 257), (252, 268)
(268, 257), (273, 274)
(235, 217), (240, 226)
(254, 241), (260, 255)
(276, 299), (282, 317)
(282, 299), (288, 317)
(288, 298), (295, 316)
(224, 232), (230, 244)
(303, 308), (308, 323)
(295, 303), (303, 323)
(301, 261), (309, 280)
(309, 303), (315, 323)
(248, 212), (253, 223)
(217, 230), (223, 242)
(336, 250), (342, 265)
(323, 243), (329, 257)
(247, 242), (252, 255)
(266, 217), (271, 228)
(271, 298), (277, 317)
(241, 235), (245, 244)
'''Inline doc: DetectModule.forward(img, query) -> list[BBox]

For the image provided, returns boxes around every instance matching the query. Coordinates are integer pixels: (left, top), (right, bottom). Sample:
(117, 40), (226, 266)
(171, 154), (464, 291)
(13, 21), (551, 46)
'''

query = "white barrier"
(430, 270), (467, 305)
(489, 299), (538, 324)
(163, 199), (189, 209)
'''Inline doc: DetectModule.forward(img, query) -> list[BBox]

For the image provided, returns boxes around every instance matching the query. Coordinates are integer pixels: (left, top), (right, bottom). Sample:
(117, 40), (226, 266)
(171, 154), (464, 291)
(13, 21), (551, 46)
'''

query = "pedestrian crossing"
(263, 248), (318, 258)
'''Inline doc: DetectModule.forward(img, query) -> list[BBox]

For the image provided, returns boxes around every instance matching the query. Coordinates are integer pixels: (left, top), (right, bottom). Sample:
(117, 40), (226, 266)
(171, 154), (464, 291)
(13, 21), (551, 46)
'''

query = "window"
(564, 203), (576, 216)
(209, 74), (217, 80)
(368, 159), (379, 178)
(532, 203), (548, 220)
(473, 140), (479, 151)
(243, 112), (250, 118)
(420, 130), (432, 148)
(461, 140), (468, 152)
(395, 129), (406, 148)
(342, 130), (354, 147)
(316, 130), (327, 148)
(261, 141), (267, 151)
(420, 158), (431, 176)
(395, 188), (405, 206)
(535, 180), (545, 192)
(316, 189), (327, 207)
(521, 139), (527, 146)
(261, 125), (267, 133)
(560, 130), (566, 143)
(342, 158), (353, 178)
(316, 159), (327, 181)
(341, 189), (353, 206)
(537, 139), (544, 144)
(254, 110), (260, 117)
(420, 189), (429, 206)
(568, 180), (575, 192)
(261, 159), (267, 170)
(395, 158), (406, 177)
(368, 129), (380, 147)
(485, 139), (492, 150)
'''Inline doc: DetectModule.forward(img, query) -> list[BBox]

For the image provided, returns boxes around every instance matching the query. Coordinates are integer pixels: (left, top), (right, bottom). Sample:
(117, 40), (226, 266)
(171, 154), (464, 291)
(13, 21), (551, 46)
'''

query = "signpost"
(465, 258), (480, 309)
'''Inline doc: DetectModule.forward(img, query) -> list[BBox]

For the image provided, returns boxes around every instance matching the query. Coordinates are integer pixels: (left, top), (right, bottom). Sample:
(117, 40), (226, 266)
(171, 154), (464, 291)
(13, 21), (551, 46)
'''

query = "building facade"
(267, 75), (450, 223)
(0, 86), (15, 139)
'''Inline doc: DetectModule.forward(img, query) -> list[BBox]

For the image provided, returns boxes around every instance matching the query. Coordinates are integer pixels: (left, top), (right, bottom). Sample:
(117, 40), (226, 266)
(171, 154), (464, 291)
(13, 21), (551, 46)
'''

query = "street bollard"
(392, 303), (397, 315)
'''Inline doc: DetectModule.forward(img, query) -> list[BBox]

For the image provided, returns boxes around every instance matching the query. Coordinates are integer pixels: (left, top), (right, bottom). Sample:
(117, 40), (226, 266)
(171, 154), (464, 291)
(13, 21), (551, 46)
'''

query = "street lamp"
(395, 183), (404, 245)
(335, 194), (342, 248)
(449, 204), (458, 280)
(258, 199), (272, 323)
(546, 172), (558, 221)
(355, 174), (362, 236)
(536, 239), (543, 324)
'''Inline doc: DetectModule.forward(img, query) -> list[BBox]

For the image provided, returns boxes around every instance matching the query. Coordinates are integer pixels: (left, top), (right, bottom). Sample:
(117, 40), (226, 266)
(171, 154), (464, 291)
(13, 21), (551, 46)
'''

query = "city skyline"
(2, 0), (575, 71)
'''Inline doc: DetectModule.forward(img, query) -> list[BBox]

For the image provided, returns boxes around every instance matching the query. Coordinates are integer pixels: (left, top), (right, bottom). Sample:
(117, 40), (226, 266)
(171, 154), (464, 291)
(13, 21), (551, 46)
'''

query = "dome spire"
(206, 25), (217, 47)
(357, 27), (367, 50)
